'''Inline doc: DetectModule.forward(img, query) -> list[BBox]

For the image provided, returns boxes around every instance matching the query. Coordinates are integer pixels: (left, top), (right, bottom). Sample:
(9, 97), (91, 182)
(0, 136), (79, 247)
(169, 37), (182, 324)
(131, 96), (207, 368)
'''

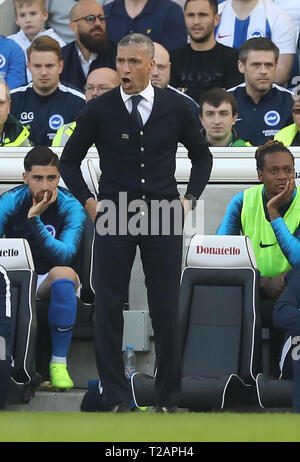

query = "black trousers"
(92, 203), (183, 407)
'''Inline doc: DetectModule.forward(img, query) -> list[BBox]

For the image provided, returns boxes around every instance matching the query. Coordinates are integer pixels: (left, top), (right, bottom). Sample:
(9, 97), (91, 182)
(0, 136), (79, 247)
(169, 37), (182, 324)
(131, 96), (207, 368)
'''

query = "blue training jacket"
(0, 185), (86, 275)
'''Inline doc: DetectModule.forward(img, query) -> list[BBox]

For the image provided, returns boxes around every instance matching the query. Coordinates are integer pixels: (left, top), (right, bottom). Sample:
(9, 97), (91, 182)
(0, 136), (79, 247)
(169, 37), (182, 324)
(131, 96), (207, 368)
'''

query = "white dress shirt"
(76, 44), (98, 78)
(120, 81), (154, 126)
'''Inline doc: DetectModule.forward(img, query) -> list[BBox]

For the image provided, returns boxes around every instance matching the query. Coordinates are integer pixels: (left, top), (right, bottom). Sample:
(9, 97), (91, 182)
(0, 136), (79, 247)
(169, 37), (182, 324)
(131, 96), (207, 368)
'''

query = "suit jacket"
(60, 85), (212, 205)
(60, 40), (117, 92)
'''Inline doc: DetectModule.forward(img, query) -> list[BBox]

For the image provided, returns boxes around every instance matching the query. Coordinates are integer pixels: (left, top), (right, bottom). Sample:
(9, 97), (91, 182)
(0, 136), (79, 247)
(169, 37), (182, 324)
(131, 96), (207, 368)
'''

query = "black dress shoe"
(155, 406), (178, 414)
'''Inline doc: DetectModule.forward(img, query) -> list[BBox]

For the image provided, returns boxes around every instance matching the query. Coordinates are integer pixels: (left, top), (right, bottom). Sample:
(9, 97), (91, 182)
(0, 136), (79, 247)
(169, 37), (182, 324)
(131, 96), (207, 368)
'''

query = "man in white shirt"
(216, 0), (297, 85)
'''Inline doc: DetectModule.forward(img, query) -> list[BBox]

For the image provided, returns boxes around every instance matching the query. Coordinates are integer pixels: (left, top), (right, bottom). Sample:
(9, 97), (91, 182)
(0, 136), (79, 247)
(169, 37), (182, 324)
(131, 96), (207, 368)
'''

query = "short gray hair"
(118, 33), (155, 60)
(0, 78), (10, 101)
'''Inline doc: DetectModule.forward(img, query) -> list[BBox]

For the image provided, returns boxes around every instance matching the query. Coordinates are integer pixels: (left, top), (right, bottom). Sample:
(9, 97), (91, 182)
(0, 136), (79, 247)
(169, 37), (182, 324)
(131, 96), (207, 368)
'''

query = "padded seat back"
(7, 268), (37, 386)
(131, 235), (262, 409)
(0, 239), (39, 403)
(180, 267), (260, 383)
(0, 239), (37, 384)
(181, 235), (261, 384)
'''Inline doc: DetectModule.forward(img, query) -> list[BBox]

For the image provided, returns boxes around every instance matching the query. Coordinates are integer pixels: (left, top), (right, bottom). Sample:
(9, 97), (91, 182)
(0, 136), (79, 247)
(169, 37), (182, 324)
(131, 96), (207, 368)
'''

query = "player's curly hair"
(255, 140), (294, 171)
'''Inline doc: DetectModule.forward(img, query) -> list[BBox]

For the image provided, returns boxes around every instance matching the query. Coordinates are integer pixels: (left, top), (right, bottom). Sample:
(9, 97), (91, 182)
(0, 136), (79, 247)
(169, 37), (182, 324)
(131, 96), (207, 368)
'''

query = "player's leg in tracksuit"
(273, 268), (300, 412)
(0, 266), (12, 409)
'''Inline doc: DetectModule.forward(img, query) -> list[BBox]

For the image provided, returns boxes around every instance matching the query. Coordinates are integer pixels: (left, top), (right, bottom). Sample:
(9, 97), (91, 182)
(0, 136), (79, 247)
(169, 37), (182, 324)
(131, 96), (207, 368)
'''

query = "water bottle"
(123, 345), (148, 412)
(123, 345), (136, 379)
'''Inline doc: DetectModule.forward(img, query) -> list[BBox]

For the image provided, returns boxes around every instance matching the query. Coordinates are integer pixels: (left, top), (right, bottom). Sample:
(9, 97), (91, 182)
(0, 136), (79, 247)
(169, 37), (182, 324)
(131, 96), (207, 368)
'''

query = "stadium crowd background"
(1, 0), (300, 411)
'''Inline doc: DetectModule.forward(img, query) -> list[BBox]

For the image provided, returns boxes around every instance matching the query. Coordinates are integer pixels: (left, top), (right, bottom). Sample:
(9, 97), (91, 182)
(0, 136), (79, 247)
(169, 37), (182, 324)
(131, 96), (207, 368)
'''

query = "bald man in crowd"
(151, 42), (200, 123)
(52, 67), (120, 146)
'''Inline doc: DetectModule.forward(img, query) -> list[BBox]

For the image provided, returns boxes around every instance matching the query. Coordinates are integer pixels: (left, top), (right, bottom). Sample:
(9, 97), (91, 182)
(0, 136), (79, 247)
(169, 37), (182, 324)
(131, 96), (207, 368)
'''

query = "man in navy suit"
(60, 33), (212, 413)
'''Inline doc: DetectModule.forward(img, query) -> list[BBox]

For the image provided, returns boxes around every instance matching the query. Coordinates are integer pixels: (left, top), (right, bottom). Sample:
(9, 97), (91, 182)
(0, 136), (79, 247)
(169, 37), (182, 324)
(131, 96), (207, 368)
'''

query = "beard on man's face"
(78, 28), (109, 53)
(189, 23), (215, 44)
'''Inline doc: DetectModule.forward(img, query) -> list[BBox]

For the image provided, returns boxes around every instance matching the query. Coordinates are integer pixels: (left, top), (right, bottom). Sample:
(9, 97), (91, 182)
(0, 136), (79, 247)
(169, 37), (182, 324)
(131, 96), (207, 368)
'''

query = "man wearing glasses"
(60, 0), (117, 92)
(52, 67), (120, 146)
(274, 98), (300, 146)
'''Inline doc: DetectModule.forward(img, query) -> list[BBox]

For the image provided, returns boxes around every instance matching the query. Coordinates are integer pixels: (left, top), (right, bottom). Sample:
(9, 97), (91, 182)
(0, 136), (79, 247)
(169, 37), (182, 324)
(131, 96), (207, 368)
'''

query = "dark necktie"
(131, 94), (143, 128)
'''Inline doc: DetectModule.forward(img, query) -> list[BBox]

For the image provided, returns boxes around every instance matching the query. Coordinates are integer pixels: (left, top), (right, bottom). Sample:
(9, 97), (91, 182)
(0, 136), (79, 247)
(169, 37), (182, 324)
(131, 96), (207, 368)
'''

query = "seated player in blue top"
(0, 146), (86, 390)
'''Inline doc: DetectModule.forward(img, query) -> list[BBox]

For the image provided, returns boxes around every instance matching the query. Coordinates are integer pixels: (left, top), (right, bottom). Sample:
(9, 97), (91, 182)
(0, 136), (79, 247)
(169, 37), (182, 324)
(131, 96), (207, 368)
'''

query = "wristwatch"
(184, 194), (197, 211)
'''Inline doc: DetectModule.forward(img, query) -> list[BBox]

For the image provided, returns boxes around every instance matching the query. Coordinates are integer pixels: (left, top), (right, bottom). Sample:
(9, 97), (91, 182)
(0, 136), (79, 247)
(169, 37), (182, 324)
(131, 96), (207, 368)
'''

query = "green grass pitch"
(1, 411), (300, 442)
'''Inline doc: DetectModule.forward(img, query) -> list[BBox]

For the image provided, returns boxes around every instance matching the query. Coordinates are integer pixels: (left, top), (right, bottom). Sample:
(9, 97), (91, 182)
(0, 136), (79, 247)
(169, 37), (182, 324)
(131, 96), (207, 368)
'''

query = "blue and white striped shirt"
(216, 0), (296, 53)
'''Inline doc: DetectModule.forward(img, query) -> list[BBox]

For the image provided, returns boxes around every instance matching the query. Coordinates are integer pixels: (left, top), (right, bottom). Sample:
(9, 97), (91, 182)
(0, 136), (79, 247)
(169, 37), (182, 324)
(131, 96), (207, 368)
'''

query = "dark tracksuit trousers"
(0, 266), (12, 409)
(273, 268), (300, 411)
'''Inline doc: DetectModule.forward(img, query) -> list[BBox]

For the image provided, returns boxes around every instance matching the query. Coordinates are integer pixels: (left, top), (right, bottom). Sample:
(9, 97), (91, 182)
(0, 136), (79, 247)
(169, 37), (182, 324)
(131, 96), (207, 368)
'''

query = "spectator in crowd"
(272, 1), (300, 89)
(46, 0), (113, 44)
(227, 38), (294, 146)
(60, 33), (212, 413)
(273, 268), (300, 412)
(0, 36), (26, 90)
(52, 67), (120, 146)
(216, 0), (297, 86)
(272, 1), (300, 45)
(103, 0), (187, 52)
(199, 87), (251, 146)
(0, 266), (12, 410)
(169, 0), (243, 103)
(0, 146), (86, 390)
(274, 98), (300, 147)
(217, 140), (300, 375)
(10, 36), (85, 146)
(60, 0), (117, 92)
(173, 0), (185, 7)
(0, 78), (31, 147)
(8, 0), (65, 83)
(150, 42), (200, 123)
